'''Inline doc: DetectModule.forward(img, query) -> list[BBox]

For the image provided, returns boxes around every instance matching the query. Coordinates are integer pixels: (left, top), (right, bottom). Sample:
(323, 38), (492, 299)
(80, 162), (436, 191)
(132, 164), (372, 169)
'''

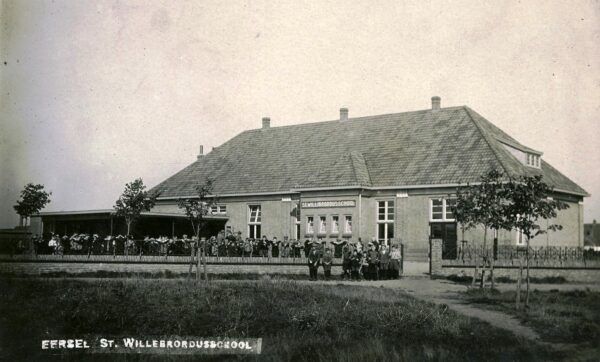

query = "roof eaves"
(496, 138), (543, 156)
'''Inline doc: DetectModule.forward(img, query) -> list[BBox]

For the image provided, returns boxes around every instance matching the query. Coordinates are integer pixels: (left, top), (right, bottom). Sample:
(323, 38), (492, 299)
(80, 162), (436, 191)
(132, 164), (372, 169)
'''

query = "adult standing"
(378, 244), (391, 280)
(341, 241), (352, 279)
(307, 247), (321, 281)
(366, 243), (379, 280)
(390, 244), (402, 279)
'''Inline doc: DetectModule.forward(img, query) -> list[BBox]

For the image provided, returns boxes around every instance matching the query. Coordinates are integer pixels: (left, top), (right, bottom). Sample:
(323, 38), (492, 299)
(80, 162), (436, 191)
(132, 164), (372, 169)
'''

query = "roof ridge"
(462, 106), (510, 176)
(247, 106), (466, 132)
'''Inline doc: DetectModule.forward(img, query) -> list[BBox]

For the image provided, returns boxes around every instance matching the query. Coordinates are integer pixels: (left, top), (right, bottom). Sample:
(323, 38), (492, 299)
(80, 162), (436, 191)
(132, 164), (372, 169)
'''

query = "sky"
(1, 0), (599, 227)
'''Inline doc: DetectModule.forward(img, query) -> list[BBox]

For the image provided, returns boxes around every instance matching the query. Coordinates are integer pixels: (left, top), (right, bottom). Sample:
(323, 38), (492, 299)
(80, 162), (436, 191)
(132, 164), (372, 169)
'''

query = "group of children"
(342, 240), (403, 280)
(307, 239), (403, 281)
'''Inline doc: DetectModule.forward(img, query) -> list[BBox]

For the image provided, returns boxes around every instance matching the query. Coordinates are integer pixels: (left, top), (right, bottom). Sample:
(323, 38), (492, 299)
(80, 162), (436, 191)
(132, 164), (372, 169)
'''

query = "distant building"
(585, 220), (600, 248)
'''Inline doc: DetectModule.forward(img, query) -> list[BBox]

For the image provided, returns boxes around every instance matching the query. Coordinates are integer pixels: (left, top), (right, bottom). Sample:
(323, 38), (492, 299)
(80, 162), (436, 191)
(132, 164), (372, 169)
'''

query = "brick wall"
(0, 261), (342, 276)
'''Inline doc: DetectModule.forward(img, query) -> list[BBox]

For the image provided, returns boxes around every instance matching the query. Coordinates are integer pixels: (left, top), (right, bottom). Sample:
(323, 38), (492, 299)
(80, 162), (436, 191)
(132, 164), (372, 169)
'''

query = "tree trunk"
(196, 246), (201, 284)
(202, 241), (208, 284)
(490, 232), (497, 289)
(471, 252), (479, 288)
(188, 241), (195, 279)
(516, 258), (522, 310)
(525, 237), (530, 308)
(480, 228), (487, 289)
(125, 221), (131, 257)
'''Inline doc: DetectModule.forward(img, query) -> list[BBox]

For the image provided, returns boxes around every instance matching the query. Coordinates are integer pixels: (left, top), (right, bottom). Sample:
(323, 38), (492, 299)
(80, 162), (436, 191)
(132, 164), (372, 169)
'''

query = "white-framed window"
(377, 200), (395, 243)
(331, 215), (339, 234)
(526, 154), (541, 168)
(210, 204), (227, 214)
(248, 205), (261, 239)
(430, 198), (456, 222)
(344, 215), (352, 234)
(306, 216), (314, 235)
(318, 216), (327, 234)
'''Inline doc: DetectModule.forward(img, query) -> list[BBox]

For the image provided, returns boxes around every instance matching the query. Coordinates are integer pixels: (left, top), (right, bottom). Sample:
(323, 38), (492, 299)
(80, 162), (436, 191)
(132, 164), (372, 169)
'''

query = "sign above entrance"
(301, 200), (356, 208)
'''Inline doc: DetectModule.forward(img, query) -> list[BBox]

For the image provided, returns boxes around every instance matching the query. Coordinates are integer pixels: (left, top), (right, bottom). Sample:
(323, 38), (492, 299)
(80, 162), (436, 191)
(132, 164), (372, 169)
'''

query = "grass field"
(463, 288), (600, 346)
(0, 278), (554, 361)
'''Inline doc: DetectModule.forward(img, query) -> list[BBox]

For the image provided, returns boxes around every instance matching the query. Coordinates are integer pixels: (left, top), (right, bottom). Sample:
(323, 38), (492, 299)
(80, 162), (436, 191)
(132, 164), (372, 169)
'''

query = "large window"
(318, 216), (327, 234)
(306, 216), (314, 235)
(331, 216), (339, 234)
(377, 200), (395, 243)
(344, 215), (352, 234)
(430, 198), (456, 221)
(248, 205), (261, 238)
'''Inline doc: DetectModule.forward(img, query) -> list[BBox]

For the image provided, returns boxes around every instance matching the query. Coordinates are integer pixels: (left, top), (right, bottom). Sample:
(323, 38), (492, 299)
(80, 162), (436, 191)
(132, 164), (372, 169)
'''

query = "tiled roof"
(151, 106), (588, 197)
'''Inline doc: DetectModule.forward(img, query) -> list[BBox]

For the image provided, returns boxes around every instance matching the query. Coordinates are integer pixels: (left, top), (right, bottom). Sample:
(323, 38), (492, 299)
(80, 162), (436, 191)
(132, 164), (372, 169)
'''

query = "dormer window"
(500, 141), (542, 169)
(526, 153), (540, 168)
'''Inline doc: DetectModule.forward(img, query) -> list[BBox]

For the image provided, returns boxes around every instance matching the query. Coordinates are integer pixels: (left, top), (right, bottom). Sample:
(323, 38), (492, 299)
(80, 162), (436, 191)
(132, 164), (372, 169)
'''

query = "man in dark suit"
(307, 247), (321, 281)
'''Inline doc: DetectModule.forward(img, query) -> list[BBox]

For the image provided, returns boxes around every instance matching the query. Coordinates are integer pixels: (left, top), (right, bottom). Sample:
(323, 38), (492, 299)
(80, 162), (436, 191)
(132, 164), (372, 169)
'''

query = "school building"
(142, 97), (588, 258)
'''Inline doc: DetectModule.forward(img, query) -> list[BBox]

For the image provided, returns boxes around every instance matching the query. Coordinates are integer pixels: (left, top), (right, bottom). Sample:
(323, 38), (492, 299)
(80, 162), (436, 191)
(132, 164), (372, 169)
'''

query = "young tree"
(114, 178), (159, 254)
(503, 175), (569, 308)
(14, 183), (52, 227)
(177, 178), (217, 282)
(452, 170), (508, 288)
(452, 184), (478, 286)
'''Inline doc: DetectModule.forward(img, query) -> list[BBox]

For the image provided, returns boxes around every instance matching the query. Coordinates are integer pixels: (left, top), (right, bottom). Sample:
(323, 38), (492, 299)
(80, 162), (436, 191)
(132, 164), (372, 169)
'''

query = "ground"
(0, 277), (557, 362)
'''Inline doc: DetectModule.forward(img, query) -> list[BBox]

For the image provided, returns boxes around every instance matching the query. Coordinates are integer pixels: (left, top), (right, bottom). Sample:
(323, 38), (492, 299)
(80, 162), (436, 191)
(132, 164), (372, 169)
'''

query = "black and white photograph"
(1, 1), (599, 361)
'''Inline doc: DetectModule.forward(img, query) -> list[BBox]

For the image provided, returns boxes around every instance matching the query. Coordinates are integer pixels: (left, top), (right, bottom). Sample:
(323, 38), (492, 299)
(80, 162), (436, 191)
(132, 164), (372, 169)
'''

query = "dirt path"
(314, 278), (598, 350)
(391, 279), (543, 341)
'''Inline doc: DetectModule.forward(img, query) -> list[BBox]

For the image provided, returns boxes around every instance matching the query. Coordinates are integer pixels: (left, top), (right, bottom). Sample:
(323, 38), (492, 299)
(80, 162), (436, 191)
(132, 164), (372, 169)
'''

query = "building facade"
(147, 97), (588, 258)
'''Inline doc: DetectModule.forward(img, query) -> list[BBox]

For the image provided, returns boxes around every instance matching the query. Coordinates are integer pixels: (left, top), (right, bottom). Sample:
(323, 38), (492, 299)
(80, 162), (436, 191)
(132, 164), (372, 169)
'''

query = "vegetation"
(114, 178), (159, 240)
(446, 274), (568, 285)
(0, 279), (553, 361)
(503, 175), (569, 307)
(177, 178), (218, 282)
(463, 288), (600, 348)
(452, 171), (569, 308)
(13, 183), (52, 227)
(453, 170), (506, 289)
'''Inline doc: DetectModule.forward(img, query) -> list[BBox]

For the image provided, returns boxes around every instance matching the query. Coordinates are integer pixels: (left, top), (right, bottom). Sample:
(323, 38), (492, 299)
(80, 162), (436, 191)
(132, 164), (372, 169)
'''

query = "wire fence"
(443, 243), (600, 265)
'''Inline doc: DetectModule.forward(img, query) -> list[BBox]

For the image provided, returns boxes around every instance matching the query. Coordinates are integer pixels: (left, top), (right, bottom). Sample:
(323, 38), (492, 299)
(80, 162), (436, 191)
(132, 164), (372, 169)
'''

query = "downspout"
(358, 190), (362, 240)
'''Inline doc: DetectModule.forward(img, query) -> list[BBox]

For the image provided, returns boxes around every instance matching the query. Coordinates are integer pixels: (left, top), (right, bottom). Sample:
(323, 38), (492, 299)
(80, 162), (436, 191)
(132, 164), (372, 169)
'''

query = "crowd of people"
(26, 232), (403, 281)
(33, 232), (360, 258)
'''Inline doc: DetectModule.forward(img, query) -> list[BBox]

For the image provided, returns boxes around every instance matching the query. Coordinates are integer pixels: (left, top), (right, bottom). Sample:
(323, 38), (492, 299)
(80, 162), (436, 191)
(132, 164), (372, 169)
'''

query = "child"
(350, 250), (361, 280)
(322, 249), (333, 280)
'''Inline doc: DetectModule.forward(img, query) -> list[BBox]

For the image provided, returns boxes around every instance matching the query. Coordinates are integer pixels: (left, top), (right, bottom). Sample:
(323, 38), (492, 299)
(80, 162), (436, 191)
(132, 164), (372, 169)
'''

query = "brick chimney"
(197, 145), (204, 160)
(431, 96), (441, 110)
(340, 108), (348, 121)
(262, 117), (270, 129)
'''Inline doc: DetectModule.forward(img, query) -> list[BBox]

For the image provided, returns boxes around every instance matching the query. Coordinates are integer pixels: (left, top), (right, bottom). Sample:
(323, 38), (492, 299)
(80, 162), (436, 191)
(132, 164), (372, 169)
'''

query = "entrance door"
(430, 222), (457, 259)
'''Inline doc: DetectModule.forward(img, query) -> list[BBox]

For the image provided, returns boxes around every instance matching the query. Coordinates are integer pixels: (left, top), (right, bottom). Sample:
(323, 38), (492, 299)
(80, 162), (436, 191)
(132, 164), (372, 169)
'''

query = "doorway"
(430, 222), (457, 259)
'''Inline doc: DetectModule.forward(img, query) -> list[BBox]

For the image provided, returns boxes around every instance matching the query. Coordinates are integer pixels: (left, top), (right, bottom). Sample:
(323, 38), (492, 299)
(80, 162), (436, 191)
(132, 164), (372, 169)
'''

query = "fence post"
(430, 238), (443, 278)
(400, 243), (404, 276)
